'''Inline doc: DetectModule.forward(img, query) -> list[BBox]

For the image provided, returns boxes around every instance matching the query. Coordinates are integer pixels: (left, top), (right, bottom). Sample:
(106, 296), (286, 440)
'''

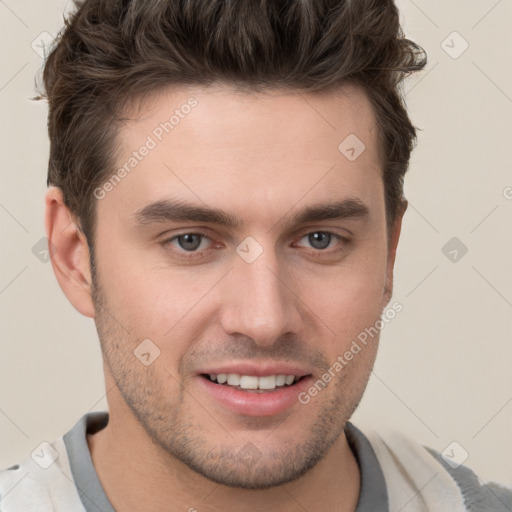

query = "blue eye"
(296, 231), (346, 251)
(174, 233), (205, 251)
(304, 232), (333, 250)
(163, 232), (214, 260)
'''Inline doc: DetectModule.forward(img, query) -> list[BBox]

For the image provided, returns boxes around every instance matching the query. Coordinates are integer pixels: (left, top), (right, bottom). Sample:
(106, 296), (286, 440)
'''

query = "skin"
(45, 83), (406, 512)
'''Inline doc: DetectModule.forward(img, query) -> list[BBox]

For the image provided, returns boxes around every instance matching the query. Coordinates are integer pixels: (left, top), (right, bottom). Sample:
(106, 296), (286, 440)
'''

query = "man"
(1, 0), (510, 510)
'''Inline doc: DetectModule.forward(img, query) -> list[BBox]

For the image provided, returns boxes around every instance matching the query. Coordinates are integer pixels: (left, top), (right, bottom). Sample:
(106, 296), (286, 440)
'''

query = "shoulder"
(0, 436), (85, 511)
(359, 426), (512, 512)
(425, 446), (512, 512)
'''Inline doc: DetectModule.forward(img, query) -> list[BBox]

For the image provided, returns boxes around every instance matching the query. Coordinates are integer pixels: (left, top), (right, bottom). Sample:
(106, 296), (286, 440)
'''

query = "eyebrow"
(133, 197), (370, 230)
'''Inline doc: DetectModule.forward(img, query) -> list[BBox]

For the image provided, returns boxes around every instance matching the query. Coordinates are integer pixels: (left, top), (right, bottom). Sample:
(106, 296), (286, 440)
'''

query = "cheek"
(95, 244), (223, 349)
(297, 247), (388, 343)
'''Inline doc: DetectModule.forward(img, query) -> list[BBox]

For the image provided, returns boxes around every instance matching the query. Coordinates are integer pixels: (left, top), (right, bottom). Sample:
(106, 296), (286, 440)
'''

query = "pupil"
(179, 234), (201, 251)
(309, 232), (330, 250)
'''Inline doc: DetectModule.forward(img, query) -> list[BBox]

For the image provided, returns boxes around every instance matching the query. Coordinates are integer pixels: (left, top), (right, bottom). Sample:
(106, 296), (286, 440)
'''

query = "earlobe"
(44, 186), (95, 318)
(382, 199), (408, 307)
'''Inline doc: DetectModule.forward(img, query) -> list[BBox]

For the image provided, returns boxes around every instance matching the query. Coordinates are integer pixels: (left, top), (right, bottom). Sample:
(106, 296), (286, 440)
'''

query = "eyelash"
(162, 231), (350, 261)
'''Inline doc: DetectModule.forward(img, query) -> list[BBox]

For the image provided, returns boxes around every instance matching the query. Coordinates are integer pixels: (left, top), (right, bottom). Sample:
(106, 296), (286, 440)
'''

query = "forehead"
(99, 83), (383, 227)
(121, 82), (380, 158)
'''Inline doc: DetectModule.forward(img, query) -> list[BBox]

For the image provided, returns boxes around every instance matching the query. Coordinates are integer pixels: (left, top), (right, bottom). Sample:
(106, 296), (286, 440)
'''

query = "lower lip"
(197, 375), (313, 417)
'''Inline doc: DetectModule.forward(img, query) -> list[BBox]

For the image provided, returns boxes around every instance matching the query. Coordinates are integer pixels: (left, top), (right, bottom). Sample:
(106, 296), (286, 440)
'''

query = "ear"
(44, 186), (95, 318)
(382, 199), (407, 308)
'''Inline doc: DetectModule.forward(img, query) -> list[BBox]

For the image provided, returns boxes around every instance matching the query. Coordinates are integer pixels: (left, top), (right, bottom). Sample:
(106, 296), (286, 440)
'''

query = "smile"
(204, 373), (302, 391)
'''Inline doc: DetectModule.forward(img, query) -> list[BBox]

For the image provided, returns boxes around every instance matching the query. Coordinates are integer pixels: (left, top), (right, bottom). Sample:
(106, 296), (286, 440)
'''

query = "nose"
(219, 245), (303, 348)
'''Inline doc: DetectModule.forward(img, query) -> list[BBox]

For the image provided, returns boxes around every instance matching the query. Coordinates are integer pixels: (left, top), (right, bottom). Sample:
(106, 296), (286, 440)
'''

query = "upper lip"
(196, 361), (312, 378)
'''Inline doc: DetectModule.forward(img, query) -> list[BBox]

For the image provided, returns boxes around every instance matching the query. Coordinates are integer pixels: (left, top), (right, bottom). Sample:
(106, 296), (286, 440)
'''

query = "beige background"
(1, 0), (511, 487)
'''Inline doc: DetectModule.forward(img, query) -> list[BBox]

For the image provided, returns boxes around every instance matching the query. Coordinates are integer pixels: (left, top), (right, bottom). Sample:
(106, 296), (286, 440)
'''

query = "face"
(91, 83), (397, 488)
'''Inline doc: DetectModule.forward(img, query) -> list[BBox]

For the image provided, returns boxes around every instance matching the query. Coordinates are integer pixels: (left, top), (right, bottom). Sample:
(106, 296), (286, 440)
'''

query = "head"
(42, 0), (426, 489)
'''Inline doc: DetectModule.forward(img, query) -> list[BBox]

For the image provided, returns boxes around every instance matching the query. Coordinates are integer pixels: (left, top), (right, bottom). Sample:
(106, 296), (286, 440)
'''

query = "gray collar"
(63, 411), (114, 512)
(345, 421), (389, 510)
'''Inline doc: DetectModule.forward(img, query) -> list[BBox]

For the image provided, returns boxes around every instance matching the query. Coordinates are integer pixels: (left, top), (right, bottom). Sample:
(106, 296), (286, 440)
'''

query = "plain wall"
(1, 0), (511, 486)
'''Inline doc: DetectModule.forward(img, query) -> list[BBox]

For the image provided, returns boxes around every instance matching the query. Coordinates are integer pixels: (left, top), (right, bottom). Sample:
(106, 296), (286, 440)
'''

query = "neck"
(87, 407), (360, 512)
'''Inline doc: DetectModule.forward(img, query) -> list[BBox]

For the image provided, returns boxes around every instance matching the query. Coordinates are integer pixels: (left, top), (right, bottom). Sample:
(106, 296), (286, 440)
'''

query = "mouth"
(201, 373), (306, 393)
(196, 367), (313, 416)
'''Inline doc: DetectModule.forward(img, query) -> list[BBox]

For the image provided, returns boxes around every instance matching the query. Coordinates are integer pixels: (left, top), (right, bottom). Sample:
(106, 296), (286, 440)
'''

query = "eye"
(295, 231), (347, 251)
(173, 233), (208, 251)
(164, 232), (215, 259)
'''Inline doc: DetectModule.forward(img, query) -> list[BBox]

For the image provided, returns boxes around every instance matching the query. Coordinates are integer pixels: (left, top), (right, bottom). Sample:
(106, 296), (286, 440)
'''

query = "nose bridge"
(220, 243), (300, 346)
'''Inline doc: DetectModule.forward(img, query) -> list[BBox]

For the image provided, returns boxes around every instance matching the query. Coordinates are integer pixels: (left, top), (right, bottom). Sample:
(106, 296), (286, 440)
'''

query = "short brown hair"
(39, 0), (427, 246)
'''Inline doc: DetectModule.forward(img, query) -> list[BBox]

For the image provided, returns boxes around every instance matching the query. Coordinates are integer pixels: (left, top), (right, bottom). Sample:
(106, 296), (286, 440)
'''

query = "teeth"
(258, 375), (277, 390)
(227, 374), (241, 386)
(240, 376), (259, 389)
(207, 373), (299, 390)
